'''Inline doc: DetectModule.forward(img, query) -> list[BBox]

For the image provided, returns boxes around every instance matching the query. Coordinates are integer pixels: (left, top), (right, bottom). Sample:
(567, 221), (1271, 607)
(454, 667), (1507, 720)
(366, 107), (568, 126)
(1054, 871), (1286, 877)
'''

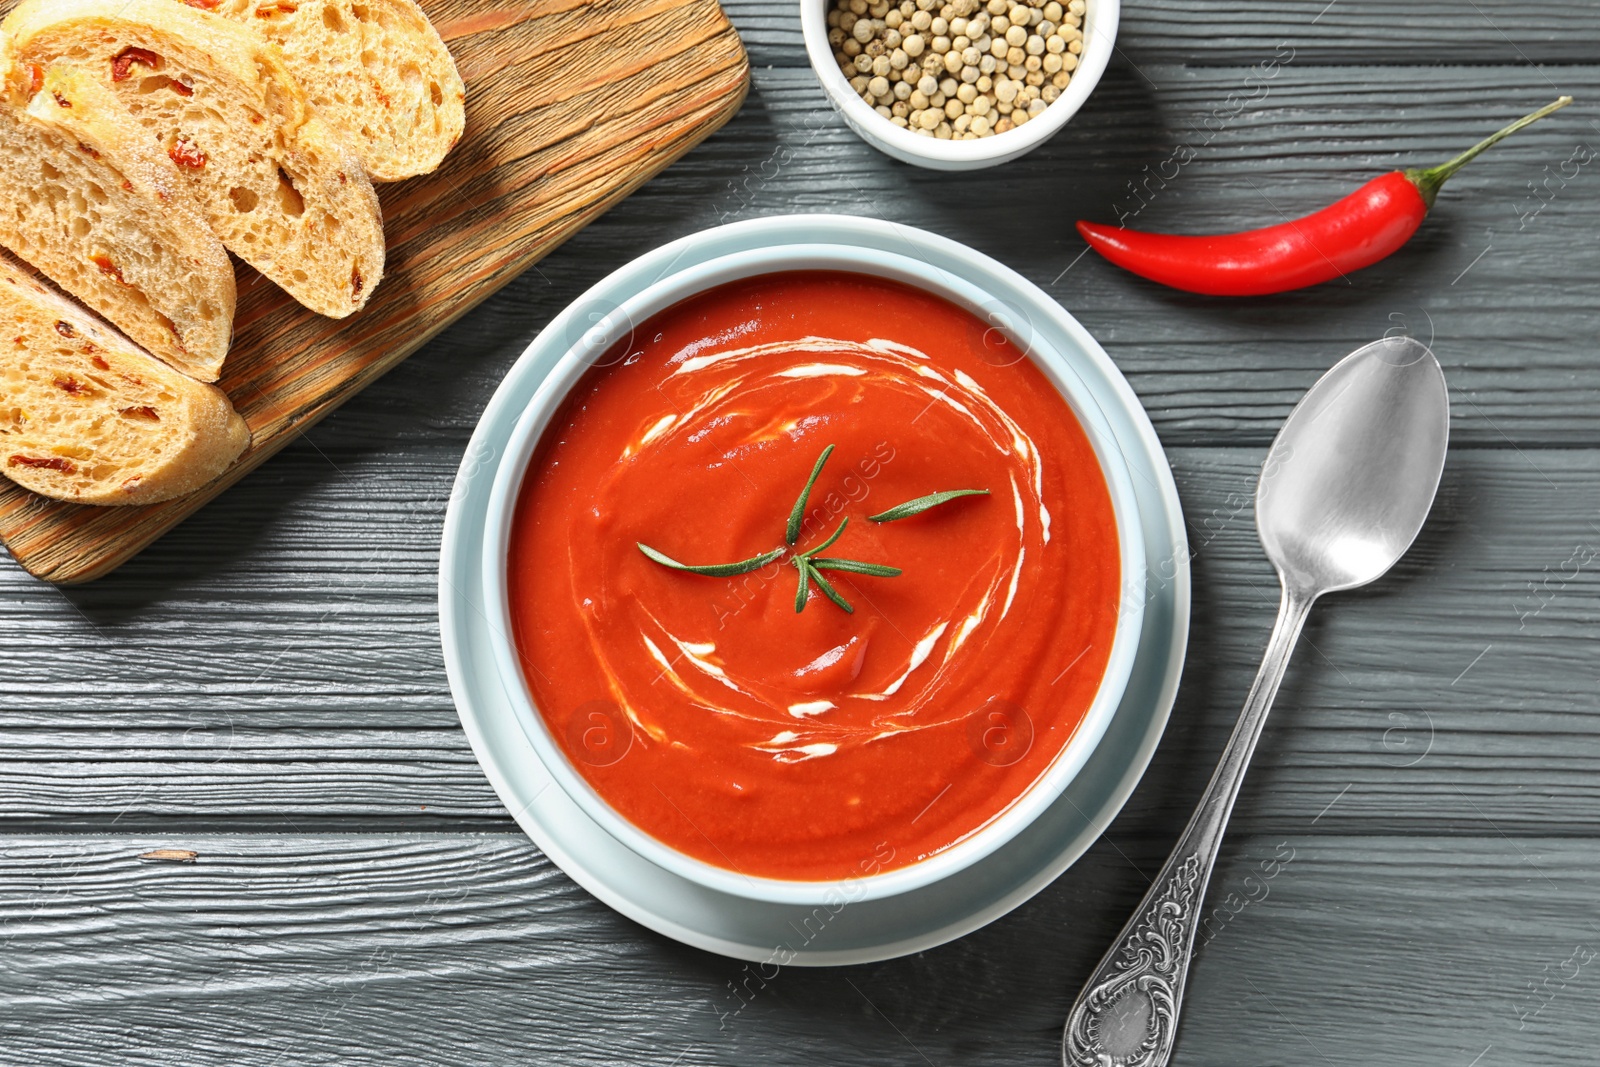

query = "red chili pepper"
(1077, 97), (1572, 296)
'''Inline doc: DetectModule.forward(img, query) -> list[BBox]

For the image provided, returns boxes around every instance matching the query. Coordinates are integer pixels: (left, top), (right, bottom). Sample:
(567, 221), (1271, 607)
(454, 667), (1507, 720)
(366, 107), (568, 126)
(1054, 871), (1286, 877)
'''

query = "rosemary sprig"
(810, 558), (902, 577)
(868, 488), (990, 522)
(635, 443), (966, 617)
(793, 557), (811, 612)
(788, 517), (902, 614)
(786, 444), (835, 545)
(805, 564), (854, 614)
(636, 542), (784, 576)
(798, 516), (849, 558)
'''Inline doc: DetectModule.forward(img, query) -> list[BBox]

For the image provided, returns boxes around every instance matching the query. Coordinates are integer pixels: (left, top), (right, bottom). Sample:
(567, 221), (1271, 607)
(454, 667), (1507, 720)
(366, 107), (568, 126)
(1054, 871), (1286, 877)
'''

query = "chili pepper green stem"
(1408, 96), (1572, 208)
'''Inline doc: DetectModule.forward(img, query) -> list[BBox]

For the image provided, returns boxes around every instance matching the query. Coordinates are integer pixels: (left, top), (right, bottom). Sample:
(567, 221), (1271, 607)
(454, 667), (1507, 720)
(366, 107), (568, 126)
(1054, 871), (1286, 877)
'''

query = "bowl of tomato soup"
(482, 245), (1145, 904)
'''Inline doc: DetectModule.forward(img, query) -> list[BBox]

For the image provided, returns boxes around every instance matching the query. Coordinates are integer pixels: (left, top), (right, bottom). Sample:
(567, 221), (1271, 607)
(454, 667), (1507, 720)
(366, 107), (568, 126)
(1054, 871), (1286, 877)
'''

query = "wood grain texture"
(0, 832), (1593, 1065)
(1, 445), (1597, 838)
(1, 0), (1598, 1062)
(728, 0), (1600, 66)
(139, 62), (1599, 449)
(0, 0), (749, 584)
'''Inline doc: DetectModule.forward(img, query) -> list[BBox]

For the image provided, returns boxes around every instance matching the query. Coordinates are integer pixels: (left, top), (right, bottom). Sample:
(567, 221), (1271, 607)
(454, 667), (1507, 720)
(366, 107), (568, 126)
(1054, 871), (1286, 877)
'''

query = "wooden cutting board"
(0, 0), (749, 583)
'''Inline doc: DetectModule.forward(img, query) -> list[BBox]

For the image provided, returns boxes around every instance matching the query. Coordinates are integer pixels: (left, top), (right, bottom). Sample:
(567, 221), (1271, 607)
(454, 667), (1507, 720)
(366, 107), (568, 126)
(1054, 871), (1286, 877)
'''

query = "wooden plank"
(0, 0), (1593, 1058)
(727, 0), (1600, 66)
(0, 0), (750, 584)
(248, 63), (1600, 449)
(0, 832), (1591, 1064)
(2, 444), (1598, 836)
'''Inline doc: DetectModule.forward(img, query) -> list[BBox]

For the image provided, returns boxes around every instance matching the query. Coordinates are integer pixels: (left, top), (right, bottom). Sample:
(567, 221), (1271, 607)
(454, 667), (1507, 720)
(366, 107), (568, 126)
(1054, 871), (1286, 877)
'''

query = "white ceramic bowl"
(480, 236), (1146, 906)
(800, 0), (1119, 170)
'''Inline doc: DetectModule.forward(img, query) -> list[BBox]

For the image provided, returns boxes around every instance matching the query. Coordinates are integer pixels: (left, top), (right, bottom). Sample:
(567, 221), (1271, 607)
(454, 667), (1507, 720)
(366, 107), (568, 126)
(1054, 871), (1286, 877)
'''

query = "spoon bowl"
(1258, 335), (1450, 596)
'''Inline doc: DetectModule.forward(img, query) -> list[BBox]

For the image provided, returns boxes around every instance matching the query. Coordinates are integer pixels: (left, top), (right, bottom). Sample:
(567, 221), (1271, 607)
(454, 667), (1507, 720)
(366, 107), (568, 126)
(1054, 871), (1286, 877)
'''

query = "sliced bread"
(4, 0), (386, 318)
(196, 0), (464, 181)
(0, 57), (235, 380)
(0, 250), (248, 505)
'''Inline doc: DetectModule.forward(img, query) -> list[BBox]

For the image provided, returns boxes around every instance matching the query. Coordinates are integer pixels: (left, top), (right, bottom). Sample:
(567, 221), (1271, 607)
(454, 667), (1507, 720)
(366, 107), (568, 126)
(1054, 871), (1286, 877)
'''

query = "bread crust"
(0, 55), (235, 379)
(202, 0), (464, 181)
(0, 250), (248, 505)
(4, 0), (386, 318)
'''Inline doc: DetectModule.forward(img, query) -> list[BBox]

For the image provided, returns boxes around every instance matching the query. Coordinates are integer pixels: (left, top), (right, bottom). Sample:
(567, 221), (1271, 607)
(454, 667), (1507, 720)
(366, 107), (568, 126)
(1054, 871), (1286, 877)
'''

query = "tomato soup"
(507, 271), (1121, 882)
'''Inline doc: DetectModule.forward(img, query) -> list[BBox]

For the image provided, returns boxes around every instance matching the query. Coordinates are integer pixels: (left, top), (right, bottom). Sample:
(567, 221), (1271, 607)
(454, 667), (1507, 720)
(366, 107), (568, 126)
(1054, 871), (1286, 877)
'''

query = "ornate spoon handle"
(1063, 583), (1314, 1067)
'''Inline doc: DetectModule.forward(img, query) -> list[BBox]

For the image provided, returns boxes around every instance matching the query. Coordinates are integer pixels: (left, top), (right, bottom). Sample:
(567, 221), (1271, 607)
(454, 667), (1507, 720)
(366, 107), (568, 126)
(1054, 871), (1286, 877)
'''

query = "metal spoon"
(1062, 335), (1449, 1067)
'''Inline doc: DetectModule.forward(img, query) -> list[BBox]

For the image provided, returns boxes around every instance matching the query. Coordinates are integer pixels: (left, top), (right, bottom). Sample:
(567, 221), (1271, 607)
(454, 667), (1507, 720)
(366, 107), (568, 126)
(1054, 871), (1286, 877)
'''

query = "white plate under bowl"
(439, 214), (1190, 964)
(478, 241), (1148, 906)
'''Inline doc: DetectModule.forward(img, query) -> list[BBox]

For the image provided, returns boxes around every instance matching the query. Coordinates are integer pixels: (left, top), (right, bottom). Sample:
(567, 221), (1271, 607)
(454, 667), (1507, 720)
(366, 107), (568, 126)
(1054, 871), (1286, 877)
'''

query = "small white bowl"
(800, 0), (1119, 170)
(480, 235), (1146, 906)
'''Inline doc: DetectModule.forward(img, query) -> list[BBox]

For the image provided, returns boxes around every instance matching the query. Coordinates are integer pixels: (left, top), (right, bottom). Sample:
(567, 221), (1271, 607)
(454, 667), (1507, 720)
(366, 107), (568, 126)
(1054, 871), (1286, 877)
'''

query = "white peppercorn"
(832, 0), (1079, 138)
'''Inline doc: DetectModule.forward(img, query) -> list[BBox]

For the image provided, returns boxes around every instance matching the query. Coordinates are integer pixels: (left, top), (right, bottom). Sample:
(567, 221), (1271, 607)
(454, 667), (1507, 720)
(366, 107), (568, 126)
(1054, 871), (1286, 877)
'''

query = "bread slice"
(4, 0), (386, 318)
(197, 0), (464, 182)
(0, 57), (234, 380)
(0, 251), (248, 505)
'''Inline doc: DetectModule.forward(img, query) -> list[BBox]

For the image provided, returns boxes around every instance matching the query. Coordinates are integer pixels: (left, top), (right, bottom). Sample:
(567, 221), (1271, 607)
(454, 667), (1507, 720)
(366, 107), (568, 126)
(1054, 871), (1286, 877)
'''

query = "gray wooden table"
(3, 1), (1598, 1063)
